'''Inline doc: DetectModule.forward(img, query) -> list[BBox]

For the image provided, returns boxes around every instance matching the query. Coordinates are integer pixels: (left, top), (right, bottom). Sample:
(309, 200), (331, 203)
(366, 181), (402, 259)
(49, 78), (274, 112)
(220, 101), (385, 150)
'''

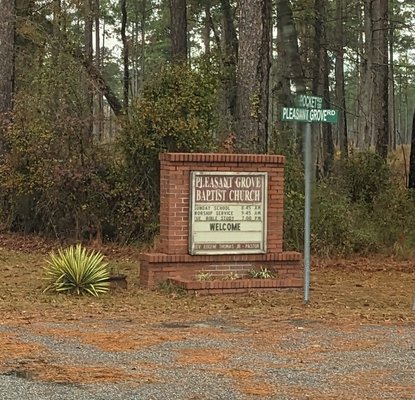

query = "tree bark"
(203, 0), (211, 54)
(358, 0), (374, 149)
(220, 0), (238, 120)
(81, 58), (124, 117)
(170, 0), (187, 61)
(0, 0), (15, 116)
(95, 0), (104, 140)
(140, 0), (146, 90)
(409, 111), (415, 189)
(121, 0), (129, 109)
(274, 0), (306, 153)
(373, 0), (389, 159)
(388, 8), (396, 151)
(276, 0), (306, 94)
(0, 0), (15, 155)
(235, 0), (272, 154)
(334, 0), (348, 158)
(84, 0), (94, 147)
(312, 0), (334, 176)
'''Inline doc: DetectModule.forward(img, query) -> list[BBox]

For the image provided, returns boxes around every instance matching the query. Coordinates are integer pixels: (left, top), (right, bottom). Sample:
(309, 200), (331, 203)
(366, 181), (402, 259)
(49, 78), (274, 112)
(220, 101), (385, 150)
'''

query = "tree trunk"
(140, 0), (146, 89)
(409, 111), (415, 189)
(83, 0), (94, 148)
(51, 0), (62, 140)
(388, 12), (396, 151)
(276, 0), (306, 94)
(235, 0), (272, 154)
(220, 0), (238, 121)
(95, 0), (104, 140)
(121, 0), (129, 109)
(274, 0), (306, 153)
(170, 0), (187, 61)
(203, 0), (211, 54)
(312, 0), (334, 176)
(357, 0), (373, 149)
(334, 0), (348, 158)
(0, 0), (15, 155)
(373, 0), (389, 159)
(0, 0), (15, 116)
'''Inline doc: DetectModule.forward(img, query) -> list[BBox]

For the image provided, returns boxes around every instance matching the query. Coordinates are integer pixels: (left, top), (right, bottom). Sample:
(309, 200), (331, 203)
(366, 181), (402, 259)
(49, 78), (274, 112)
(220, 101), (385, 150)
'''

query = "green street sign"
(281, 107), (338, 124)
(294, 95), (323, 109)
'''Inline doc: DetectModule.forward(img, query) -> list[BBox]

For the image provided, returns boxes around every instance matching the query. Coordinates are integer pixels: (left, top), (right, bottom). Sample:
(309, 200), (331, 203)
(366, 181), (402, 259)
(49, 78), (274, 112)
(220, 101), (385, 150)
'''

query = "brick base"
(139, 251), (303, 289)
(168, 277), (302, 295)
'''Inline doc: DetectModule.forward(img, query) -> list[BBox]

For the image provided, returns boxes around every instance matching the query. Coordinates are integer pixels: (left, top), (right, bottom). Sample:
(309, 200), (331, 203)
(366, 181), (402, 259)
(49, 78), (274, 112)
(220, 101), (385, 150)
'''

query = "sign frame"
(189, 171), (268, 255)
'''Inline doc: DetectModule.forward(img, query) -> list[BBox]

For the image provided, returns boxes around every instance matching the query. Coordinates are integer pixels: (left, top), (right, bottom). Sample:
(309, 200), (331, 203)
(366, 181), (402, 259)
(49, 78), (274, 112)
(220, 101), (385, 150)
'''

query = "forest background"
(0, 0), (415, 259)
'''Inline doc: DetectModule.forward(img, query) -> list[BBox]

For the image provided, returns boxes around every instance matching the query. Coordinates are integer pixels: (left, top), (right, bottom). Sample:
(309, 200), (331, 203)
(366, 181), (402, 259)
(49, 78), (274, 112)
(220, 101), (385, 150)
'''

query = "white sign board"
(189, 172), (268, 255)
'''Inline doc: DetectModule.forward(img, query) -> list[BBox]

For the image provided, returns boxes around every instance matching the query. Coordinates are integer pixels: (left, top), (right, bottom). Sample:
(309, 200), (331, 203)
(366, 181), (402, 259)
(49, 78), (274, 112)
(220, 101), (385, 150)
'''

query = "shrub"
(311, 183), (378, 257)
(43, 244), (110, 296)
(283, 156), (305, 251)
(119, 62), (219, 217)
(334, 151), (390, 206)
(371, 183), (415, 252)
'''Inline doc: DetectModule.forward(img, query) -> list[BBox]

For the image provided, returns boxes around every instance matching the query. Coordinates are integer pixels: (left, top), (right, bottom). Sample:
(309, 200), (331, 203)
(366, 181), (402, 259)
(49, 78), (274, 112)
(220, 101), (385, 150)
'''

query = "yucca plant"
(43, 244), (110, 296)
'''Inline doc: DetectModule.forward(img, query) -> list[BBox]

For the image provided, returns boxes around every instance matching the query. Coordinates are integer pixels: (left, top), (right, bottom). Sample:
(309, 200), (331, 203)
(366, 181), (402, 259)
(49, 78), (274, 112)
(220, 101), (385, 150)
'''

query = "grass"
(0, 242), (414, 324)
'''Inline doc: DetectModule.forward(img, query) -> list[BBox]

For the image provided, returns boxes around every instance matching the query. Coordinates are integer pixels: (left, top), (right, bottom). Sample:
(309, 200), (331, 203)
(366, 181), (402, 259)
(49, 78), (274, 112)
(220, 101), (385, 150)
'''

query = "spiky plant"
(43, 244), (110, 296)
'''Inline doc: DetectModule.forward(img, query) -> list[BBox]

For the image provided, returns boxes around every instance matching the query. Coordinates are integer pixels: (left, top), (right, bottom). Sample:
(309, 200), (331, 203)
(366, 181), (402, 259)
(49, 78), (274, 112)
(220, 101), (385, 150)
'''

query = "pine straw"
(175, 348), (234, 365)
(24, 362), (154, 385)
(0, 333), (46, 362)
(31, 326), (189, 352)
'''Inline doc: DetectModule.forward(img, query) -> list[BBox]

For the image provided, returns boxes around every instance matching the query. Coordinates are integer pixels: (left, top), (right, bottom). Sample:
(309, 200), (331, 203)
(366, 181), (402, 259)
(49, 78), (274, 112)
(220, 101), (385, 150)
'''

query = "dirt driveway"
(1, 315), (414, 399)
(0, 240), (414, 399)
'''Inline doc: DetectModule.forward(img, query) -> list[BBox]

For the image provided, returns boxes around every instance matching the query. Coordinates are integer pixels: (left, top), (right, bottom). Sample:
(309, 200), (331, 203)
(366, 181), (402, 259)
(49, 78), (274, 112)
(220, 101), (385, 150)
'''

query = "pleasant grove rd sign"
(281, 107), (338, 123)
(282, 94), (338, 123)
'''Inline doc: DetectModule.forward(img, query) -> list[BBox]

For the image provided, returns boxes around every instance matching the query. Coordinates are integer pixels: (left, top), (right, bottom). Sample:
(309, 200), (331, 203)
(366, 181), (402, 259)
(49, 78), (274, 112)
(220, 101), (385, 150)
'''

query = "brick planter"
(169, 277), (303, 295)
(140, 251), (302, 288)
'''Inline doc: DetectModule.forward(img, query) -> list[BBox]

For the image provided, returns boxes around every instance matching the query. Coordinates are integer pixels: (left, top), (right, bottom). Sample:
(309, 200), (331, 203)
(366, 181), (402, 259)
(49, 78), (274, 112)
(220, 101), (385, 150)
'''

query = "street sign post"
(281, 95), (338, 304)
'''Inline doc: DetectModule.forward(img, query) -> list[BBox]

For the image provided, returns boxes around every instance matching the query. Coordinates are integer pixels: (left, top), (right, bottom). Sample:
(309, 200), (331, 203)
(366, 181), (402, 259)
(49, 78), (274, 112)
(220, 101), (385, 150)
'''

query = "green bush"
(115, 62), (220, 244)
(371, 184), (415, 252)
(283, 154), (380, 257)
(119, 62), (218, 199)
(311, 183), (378, 257)
(43, 244), (110, 296)
(334, 151), (390, 206)
(283, 156), (305, 251)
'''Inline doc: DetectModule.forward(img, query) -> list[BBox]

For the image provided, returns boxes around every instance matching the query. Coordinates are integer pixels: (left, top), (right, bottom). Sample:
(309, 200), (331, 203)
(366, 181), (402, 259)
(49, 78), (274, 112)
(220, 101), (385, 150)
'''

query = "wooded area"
(0, 0), (415, 255)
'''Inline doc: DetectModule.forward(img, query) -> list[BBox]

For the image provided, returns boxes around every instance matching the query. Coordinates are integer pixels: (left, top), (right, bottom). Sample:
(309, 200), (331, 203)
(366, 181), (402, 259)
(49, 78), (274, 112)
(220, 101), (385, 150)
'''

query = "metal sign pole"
(280, 94), (337, 303)
(304, 122), (312, 304)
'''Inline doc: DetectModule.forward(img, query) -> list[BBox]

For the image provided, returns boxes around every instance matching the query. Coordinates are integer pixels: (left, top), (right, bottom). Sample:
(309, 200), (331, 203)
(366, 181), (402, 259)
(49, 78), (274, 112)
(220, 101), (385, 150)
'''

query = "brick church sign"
(139, 153), (302, 292)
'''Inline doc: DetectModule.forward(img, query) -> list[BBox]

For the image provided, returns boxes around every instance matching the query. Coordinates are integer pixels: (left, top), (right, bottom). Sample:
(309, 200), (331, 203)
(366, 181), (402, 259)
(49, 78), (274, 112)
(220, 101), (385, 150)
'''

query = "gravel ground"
(0, 317), (414, 400)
